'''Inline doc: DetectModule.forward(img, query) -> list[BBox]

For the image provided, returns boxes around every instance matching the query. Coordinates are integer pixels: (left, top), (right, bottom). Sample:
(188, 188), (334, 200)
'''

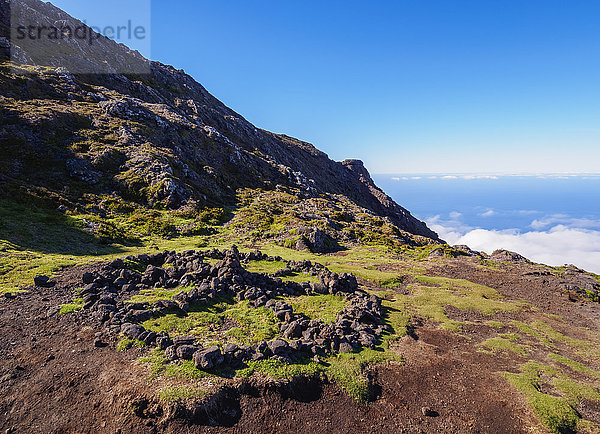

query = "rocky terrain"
(2, 1), (600, 433)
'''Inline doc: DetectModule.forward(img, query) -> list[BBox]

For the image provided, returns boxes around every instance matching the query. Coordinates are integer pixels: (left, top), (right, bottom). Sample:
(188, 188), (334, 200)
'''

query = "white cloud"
(462, 175), (499, 180)
(479, 209), (496, 217)
(428, 220), (600, 274)
(449, 211), (463, 219)
(530, 215), (600, 231)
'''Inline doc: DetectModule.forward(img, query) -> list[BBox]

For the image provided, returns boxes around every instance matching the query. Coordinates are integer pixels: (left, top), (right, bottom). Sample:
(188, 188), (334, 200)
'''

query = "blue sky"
(51, 0), (600, 174)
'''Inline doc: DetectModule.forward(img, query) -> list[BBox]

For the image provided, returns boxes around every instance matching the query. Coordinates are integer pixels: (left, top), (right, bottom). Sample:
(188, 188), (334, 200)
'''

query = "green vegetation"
(548, 353), (600, 378)
(280, 272), (320, 284)
(117, 338), (146, 352)
(158, 386), (207, 403)
(237, 358), (323, 380)
(142, 299), (279, 346)
(480, 336), (528, 356)
(510, 320), (600, 358)
(59, 297), (84, 315)
(140, 349), (213, 380)
(286, 294), (348, 324)
(505, 361), (600, 433)
(325, 349), (401, 402)
(243, 260), (287, 274)
(487, 320), (505, 328)
(378, 277), (522, 334)
(127, 285), (194, 304)
(377, 275), (406, 288)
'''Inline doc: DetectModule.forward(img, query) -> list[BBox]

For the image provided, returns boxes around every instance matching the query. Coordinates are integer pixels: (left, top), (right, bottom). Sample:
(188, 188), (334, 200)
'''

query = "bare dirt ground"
(2, 256), (599, 433)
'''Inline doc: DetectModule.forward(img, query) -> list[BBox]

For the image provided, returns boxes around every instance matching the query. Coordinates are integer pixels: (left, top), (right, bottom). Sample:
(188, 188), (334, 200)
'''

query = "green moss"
(127, 285), (194, 304)
(280, 272), (320, 284)
(487, 321), (505, 328)
(59, 297), (84, 315)
(243, 260), (287, 274)
(548, 353), (600, 378)
(142, 299), (278, 346)
(505, 361), (600, 433)
(236, 358), (323, 380)
(287, 294), (349, 324)
(480, 336), (528, 356)
(325, 349), (401, 403)
(377, 275), (406, 288)
(382, 278), (521, 333)
(197, 208), (229, 226)
(117, 338), (146, 352)
(158, 386), (207, 403)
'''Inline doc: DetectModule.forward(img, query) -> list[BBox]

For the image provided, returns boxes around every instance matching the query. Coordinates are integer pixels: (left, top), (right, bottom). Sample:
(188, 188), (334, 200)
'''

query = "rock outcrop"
(0, 0), (438, 240)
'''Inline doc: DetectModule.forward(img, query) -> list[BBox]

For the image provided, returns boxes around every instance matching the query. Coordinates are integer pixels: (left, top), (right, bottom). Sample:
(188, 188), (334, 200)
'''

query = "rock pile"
(71, 247), (385, 369)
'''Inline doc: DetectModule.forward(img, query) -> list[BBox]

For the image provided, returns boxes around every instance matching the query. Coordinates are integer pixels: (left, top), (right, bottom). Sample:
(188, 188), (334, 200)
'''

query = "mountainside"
(3, 2), (600, 434)
(0, 0), (437, 241)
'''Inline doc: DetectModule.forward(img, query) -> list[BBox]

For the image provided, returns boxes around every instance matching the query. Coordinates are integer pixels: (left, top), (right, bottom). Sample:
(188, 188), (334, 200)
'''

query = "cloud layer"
(427, 214), (600, 274)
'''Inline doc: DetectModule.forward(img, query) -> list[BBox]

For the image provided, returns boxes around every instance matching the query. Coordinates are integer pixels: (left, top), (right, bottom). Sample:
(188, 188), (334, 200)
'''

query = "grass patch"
(117, 338), (146, 352)
(139, 349), (213, 380)
(480, 336), (528, 356)
(158, 386), (207, 403)
(243, 260), (287, 274)
(380, 277), (522, 333)
(548, 353), (600, 379)
(59, 297), (84, 315)
(236, 358), (323, 380)
(142, 299), (279, 346)
(377, 275), (406, 289)
(325, 349), (401, 403)
(280, 272), (320, 284)
(127, 285), (194, 304)
(487, 320), (505, 328)
(505, 361), (600, 433)
(287, 294), (348, 324)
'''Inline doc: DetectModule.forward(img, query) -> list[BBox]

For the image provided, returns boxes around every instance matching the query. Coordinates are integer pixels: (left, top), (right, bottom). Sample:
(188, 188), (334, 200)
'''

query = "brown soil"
(4, 256), (600, 433)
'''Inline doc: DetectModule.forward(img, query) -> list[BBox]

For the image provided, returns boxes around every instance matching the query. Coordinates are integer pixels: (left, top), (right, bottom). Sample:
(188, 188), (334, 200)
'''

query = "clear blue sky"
(52, 0), (600, 174)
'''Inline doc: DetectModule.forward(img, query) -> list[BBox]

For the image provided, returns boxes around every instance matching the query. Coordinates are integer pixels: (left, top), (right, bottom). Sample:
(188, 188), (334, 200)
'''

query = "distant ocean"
(372, 174), (600, 274)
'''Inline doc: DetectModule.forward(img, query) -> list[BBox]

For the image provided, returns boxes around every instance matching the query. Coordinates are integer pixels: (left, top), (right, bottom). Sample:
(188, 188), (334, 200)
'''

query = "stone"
(165, 345), (178, 360)
(267, 339), (290, 356)
(193, 346), (224, 370)
(176, 345), (199, 360)
(282, 322), (303, 339)
(173, 336), (196, 346)
(338, 342), (354, 353)
(82, 272), (95, 284)
(94, 338), (108, 348)
(34, 275), (53, 287)
(121, 323), (145, 339)
(156, 336), (173, 350)
(421, 407), (438, 417)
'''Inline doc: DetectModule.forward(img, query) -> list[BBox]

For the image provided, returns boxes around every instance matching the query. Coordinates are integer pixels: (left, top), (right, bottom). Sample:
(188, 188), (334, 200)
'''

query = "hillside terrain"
(2, 1), (600, 433)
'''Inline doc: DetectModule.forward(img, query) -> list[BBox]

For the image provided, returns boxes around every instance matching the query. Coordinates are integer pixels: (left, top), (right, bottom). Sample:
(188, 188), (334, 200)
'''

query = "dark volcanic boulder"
(193, 346), (224, 370)
(121, 323), (145, 339)
(176, 345), (199, 360)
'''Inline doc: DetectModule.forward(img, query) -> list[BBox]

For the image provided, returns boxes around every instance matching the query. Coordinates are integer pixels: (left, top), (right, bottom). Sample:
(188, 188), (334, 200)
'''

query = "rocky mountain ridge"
(0, 0), (438, 240)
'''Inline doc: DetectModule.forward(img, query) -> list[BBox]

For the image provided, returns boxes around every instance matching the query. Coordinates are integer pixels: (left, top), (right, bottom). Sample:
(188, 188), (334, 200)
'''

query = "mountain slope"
(0, 0), (437, 240)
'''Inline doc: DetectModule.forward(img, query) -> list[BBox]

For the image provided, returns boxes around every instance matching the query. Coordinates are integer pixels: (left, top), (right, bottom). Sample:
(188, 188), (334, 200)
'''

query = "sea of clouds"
(427, 212), (600, 274)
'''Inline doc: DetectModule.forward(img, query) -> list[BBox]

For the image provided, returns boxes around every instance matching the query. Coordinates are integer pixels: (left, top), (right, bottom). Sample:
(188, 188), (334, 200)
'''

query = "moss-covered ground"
(4, 194), (600, 433)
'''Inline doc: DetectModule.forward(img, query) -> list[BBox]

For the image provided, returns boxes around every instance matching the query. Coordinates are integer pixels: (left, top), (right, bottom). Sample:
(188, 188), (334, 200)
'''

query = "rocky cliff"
(0, 0), (437, 240)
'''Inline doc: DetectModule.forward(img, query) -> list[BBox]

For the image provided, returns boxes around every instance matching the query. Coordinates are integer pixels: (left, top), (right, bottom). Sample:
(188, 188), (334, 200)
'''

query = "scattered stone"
(421, 407), (438, 417)
(176, 345), (199, 360)
(193, 346), (224, 370)
(94, 338), (108, 348)
(121, 323), (145, 339)
(34, 275), (54, 287)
